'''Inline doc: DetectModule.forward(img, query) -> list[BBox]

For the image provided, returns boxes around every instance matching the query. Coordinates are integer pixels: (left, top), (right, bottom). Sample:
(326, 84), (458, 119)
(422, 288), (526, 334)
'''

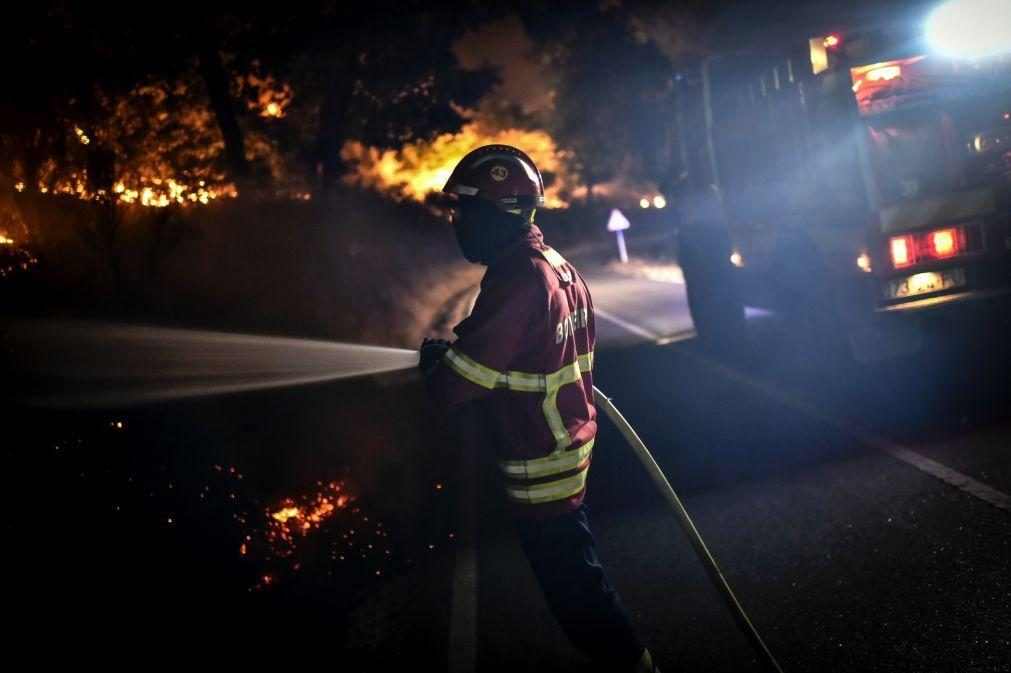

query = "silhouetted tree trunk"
(195, 37), (249, 188)
(20, 142), (41, 193)
(86, 140), (116, 194)
(315, 49), (358, 196)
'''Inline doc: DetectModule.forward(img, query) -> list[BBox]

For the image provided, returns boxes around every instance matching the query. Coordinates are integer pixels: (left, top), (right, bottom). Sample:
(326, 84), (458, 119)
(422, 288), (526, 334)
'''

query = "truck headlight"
(926, 0), (1011, 59)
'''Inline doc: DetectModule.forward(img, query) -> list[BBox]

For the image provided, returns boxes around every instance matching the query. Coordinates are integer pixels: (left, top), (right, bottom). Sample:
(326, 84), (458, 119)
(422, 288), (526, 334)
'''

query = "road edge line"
(595, 307), (1011, 514)
(694, 351), (1011, 514)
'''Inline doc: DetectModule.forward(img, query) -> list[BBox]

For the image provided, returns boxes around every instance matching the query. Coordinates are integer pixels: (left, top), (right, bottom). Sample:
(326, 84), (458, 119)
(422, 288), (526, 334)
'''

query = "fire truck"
(675, 8), (1011, 358)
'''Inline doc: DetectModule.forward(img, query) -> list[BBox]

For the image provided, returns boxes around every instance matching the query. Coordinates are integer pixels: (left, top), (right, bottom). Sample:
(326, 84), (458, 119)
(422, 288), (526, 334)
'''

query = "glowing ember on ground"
(35, 425), (431, 596)
(271, 506), (302, 523)
(262, 481), (353, 559)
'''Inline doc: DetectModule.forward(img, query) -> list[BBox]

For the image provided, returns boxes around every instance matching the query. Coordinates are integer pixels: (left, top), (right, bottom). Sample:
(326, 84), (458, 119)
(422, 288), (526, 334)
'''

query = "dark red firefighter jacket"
(428, 225), (597, 518)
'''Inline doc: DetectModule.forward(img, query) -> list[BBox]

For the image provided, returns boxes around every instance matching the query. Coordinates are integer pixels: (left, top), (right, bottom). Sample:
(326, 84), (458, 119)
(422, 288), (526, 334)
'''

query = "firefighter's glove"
(419, 338), (452, 376)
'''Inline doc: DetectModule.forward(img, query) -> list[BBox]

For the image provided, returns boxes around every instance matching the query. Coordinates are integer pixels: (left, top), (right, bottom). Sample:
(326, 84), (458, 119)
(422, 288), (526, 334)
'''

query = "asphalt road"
(419, 256), (1011, 673)
(4, 252), (1010, 671)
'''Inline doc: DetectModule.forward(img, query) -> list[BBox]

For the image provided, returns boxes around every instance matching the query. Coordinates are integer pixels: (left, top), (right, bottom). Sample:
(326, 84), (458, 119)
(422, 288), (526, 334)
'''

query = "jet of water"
(2, 319), (420, 408)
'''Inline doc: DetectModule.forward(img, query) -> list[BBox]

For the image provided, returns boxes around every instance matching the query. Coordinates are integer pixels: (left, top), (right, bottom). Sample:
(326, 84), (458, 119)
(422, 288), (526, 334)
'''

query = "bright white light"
(856, 253), (872, 272)
(926, 0), (1011, 59)
(653, 195), (667, 209)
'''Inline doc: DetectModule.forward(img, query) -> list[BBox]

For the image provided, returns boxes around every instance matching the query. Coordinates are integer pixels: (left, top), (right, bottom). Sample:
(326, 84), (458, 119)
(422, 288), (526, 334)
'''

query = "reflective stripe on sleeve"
(539, 247), (572, 283)
(443, 347), (501, 389)
(498, 438), (594, 480)
(443, 344), (596, 461)
(541, 247), (568, 269)
(445, 347), (547, 392)
(444, 347), (593, 394)
(504, 467), (589, 505)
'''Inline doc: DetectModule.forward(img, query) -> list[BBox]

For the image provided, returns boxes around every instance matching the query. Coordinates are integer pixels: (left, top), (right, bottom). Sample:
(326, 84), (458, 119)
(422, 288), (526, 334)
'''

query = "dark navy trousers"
(516, 504), (644, 671)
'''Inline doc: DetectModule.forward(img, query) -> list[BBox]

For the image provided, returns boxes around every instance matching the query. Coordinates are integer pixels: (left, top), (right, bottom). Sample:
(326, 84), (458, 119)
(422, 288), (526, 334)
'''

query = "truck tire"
(772, 236), (848, 361)
(678, 223), (746, 347)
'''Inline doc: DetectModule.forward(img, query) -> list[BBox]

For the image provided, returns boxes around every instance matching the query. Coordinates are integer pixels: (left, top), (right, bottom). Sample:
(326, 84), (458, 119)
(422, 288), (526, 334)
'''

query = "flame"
(271, 506), (301, 523)
(262, 481), (353, 559)
(238, 72), (293, 119)
(23, 176), (237, 208)
(342, 122), (573, 208)
(0, 231), (39, 279)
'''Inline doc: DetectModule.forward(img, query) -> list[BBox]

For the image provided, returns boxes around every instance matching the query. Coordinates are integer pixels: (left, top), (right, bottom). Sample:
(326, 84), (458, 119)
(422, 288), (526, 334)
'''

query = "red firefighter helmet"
(443, 145), (546, 212)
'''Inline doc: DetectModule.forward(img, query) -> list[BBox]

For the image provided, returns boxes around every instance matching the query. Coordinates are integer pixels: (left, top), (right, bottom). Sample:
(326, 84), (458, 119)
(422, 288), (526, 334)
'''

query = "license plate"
(885, 268), (966, 300)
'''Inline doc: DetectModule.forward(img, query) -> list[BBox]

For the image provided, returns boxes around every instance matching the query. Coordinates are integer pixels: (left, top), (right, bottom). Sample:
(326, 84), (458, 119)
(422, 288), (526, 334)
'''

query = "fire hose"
(593, 386), (786, 673)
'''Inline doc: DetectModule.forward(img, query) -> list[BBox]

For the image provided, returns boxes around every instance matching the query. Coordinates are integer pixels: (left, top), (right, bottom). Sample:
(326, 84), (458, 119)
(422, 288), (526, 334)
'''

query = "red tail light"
(890, 224), (975, 269)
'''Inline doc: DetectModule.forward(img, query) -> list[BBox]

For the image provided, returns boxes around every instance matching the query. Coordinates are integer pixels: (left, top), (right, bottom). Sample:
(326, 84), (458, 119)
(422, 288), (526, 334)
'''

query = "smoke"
(3, 320), (419, 408)
(453, 15), (554, 116)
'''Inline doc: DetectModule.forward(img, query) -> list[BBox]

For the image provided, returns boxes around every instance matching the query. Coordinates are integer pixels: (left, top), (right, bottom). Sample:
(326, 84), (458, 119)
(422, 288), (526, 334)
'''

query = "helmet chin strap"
(506, 208), (537, 226)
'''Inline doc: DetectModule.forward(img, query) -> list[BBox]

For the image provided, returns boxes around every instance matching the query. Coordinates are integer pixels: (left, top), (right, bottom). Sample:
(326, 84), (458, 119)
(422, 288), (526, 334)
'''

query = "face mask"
(452, 198), (530, 264)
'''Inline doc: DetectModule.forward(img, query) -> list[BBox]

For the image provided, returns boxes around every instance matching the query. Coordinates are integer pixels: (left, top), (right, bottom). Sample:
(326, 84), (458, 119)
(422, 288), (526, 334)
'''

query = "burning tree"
(0, 1), (509, 304)
(264, 2), (502, 195)
(1, 2), (500, 199)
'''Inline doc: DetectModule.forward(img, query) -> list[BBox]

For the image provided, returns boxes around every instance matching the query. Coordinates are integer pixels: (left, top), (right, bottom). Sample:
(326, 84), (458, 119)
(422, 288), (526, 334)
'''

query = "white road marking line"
(595, 307), (661, 341)
(692, 351), (1011, 514)
(878, 443), (1011, 511)
(594, 306), (695, 346)
(448, 445), (479, 673)
(598, 310), (1011, 513)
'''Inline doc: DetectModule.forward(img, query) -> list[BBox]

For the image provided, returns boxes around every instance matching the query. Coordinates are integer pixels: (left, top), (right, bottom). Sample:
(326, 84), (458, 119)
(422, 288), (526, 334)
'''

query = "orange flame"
(237, 72), (293, 119)
(262, 481), (353, 559)
(0, 230), (39, 279)
(32, 177), (237, 207)
(342, 122), (573, 208)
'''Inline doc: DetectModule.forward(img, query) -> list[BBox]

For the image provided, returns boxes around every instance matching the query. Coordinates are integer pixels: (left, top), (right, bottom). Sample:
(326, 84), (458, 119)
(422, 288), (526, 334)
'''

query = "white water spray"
(3, 320), (420, 408)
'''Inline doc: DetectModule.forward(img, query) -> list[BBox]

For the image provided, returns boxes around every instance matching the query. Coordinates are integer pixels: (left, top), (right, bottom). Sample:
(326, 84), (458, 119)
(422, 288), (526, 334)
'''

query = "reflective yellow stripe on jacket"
(504, 467), (589, 505)
(498, 437), (594, 479)
(442, 345), (595, 505)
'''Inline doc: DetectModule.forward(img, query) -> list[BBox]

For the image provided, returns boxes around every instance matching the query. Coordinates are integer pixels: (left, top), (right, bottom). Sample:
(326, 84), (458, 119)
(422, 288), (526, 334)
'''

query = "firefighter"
(420, 145), (658, 673)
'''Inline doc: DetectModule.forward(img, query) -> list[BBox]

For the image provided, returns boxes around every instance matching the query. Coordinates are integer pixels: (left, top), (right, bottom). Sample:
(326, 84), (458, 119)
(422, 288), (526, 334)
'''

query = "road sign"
(607, 209), (630, 232)
(607, 209), (630, 263)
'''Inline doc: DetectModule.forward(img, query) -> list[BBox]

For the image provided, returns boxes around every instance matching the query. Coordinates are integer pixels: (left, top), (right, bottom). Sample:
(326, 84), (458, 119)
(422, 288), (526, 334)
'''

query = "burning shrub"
(341, 121), (575, 208)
